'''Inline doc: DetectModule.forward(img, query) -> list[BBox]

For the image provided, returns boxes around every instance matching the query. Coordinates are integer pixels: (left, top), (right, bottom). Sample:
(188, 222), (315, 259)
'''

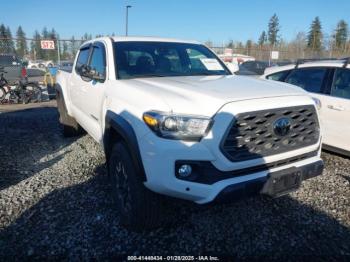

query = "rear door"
(320, 67), (350, 152)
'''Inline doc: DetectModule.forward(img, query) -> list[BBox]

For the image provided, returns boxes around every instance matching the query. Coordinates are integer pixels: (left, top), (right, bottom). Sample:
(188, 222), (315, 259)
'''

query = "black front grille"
(220, 105), (320, 162)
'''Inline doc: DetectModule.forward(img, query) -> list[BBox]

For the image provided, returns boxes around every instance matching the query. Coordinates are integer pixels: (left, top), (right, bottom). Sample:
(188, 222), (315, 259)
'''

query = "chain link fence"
(0, 37), (88, 62)
(210, 45), (350, 62)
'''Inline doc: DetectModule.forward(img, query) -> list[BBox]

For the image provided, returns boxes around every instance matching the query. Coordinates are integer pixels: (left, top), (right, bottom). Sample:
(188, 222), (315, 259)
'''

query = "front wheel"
(109, 142), (163, 231)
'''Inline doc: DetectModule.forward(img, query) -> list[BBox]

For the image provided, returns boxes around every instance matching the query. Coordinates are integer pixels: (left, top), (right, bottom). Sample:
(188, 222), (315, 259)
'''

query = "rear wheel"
(56, 90), (83, 137)
(109, 142), (163, 231)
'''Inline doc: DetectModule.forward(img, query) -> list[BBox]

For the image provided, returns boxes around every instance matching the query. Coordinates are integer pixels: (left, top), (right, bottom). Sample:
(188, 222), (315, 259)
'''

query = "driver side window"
(89, 45), (106, 80)
(75, 47), (90, 75)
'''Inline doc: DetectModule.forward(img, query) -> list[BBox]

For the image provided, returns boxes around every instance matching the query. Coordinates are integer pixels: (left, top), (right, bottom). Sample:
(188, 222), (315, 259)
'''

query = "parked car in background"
(237, 60), (271, 75)
(58, 60), (74, 72)
(0, 53), (26, 84)
(56, 36), (323, 230)
(27, 60), (54, 69)
(262, 58), (350, 156)
(218, 54), (255, 65)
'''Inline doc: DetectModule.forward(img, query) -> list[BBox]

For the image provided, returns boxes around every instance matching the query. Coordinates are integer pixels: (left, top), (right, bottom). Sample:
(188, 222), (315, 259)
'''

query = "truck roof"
(88, 36), (201, 45)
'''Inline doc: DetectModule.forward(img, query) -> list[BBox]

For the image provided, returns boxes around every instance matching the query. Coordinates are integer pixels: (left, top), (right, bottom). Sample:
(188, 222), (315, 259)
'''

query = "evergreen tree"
(245, 40), (253, 55)
(62, 41), (69, 59)
(49, 28), (58, 61)
(16, 26), (28, 57)
(31, 30), (43, 60)
(334, 19), (348, 50)
(0, 24), (15, 53)
(307, 17), (323, 51)
(42, 27), (49, 39)
(69, 36), (79, 58)
(236, 41), (244, 50)
(0, 24), (7, 53)
(5, 27), (15, 53)
(268, 14), (280, 47)
(258, 31), (267, 46)
(226, 39), (234, 49)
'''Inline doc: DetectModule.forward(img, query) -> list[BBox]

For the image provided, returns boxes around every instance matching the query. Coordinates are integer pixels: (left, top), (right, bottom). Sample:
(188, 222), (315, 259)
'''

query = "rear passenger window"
(75, 47), (90, 74)
(285, 68), (327, 93)
(267, 70), (291, 81)
(331, 68), (350, 99)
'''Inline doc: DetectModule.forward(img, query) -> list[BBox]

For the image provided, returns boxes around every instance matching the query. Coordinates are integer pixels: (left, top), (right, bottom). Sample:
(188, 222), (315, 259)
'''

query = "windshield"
(114, 41), (230, 79)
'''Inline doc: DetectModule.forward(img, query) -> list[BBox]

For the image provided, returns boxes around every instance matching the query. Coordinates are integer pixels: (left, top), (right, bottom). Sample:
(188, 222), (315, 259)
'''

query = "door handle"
(327, 105), (345, 111)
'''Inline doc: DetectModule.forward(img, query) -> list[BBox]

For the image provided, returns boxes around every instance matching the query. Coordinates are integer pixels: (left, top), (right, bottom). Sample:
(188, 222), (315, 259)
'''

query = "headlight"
(312, 97), (322, 110)
(143, 111), (213, 141)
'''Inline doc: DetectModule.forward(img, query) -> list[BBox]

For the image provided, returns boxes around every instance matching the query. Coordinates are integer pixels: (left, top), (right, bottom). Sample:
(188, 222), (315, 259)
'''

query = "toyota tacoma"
(56, 37), (324, 230)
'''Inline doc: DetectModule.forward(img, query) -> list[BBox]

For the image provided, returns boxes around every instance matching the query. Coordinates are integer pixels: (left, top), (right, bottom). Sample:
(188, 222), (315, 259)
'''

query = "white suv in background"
(262, 59), (350, 156)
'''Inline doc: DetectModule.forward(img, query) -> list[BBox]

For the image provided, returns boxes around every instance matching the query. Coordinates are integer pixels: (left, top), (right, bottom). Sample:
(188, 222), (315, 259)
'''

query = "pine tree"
(48, 28), (58, 62)
(334, 20), (348, 50)
(245, 40), (253, 55)
(16, 26), (28, 57)
(258, 31), (267, 46)
(42, 27), (49, 39)
(226, 40), (234, 49)
(5, 27), (15, 53)
(0, 25), (15, 53)
(0, 24), (7, 53)
(31, 30), (43, 60)
(62, 41), (69, 59)
(70, 36), (79, 58)
(307, 17), (323, 51)
(268, 14), (280, 47)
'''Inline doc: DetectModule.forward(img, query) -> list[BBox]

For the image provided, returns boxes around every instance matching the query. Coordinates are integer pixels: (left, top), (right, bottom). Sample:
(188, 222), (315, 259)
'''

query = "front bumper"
(214, 160), (324, 203)
(140, 130), (323, 204)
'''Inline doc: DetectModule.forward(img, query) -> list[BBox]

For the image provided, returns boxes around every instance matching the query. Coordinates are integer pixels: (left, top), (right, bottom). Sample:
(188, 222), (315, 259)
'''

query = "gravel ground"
(0, 105), (349, 260)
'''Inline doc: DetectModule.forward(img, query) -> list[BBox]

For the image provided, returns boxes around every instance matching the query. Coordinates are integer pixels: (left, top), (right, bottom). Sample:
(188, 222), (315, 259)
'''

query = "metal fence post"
(57, 38), (61, 65)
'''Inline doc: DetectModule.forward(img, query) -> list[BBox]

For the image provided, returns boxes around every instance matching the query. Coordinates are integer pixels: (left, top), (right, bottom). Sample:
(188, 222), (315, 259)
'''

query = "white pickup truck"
(56, 36), (324, 230)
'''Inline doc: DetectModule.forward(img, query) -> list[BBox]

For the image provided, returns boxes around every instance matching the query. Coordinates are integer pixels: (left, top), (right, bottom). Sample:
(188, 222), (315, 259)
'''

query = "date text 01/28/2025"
(127, 255), (220, 261)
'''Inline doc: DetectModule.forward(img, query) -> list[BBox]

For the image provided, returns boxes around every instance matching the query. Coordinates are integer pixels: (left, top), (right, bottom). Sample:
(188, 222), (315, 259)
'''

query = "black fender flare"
(104, 110), (147, 181)
(54, 82), (63, 93)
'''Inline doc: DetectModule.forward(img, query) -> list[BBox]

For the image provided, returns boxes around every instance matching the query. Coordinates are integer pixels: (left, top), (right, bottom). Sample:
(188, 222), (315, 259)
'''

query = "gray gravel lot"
(0, 104), (349, 260)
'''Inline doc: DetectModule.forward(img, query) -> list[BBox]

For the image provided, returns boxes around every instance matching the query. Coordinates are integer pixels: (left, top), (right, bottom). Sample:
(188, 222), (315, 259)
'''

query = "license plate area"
(261, 167), (302, 197)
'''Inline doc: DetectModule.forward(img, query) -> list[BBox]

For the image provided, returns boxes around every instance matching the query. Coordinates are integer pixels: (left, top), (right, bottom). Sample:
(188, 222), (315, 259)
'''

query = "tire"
(109, 142), (163, 231)
(56, 90), (82, 137)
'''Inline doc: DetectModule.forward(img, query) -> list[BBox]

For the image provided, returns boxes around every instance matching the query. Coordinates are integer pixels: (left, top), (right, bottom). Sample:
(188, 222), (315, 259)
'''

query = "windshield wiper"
(132, 74), (169, 78)
(191, 72), (226, 76)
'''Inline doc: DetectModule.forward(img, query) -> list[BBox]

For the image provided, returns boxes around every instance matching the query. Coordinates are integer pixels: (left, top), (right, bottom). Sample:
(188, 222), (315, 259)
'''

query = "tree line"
(209, 15), (350, 60)
(1, 15), (349, 62)
(0, 24), (113, 61)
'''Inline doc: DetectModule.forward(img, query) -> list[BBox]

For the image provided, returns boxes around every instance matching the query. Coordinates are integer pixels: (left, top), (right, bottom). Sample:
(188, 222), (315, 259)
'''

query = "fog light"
(178, 164), (192, 177)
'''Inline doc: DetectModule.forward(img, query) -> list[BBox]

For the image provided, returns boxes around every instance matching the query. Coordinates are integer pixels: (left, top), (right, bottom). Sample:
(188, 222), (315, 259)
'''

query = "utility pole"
(125, 5), (132, 36)
(57, 38), (61, 65)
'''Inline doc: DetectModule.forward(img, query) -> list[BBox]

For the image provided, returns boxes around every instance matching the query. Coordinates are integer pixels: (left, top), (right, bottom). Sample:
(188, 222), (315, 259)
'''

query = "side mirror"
(80, 64), (90, 77)
(80, 65), (105, 82)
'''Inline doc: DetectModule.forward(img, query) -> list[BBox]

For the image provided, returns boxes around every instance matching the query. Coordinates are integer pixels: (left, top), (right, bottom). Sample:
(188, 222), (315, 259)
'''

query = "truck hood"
(127, 75), (306, 116)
